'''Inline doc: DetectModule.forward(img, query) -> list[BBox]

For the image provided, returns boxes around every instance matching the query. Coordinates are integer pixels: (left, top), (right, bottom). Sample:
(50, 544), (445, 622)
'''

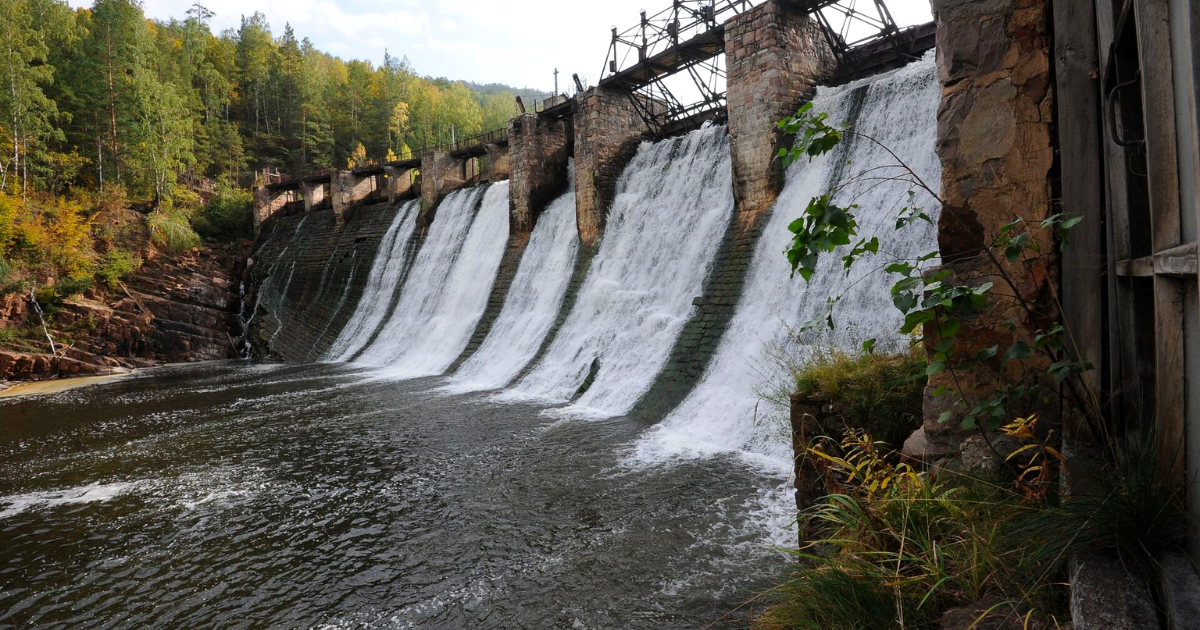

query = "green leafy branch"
(776, 102), (1098, 449)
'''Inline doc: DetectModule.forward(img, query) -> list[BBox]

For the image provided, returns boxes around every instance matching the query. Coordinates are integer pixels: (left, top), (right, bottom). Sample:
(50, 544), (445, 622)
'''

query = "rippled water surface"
(0, 363), (793, 629)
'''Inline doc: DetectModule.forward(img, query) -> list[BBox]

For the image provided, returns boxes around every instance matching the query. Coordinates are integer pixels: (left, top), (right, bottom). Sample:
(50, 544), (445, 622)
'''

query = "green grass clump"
(794, 348), (926, 446)
(755, 567), (897, 630)
(148, 208), (201, 253)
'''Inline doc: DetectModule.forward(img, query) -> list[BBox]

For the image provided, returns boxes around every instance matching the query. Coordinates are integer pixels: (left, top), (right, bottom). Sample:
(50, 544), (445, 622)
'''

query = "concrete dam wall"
(243, 2), (955, 467)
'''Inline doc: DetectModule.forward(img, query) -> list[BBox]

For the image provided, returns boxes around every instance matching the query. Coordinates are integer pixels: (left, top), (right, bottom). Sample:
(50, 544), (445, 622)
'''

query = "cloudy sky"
(70, 0), (935, 92)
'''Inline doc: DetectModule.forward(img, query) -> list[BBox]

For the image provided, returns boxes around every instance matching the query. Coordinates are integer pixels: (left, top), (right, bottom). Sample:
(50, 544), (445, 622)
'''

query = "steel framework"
(599, 0), (922, 134)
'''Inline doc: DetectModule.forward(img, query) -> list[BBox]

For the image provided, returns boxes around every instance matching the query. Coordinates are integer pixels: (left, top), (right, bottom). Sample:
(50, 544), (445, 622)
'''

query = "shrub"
(95, 249), (143, 289)
(148, 208), (201, 253)
(193, 181), (253, 241)
(169, 187), (202, 211)
(759, 428), (1180, 629)
(32, 276), (92, 315)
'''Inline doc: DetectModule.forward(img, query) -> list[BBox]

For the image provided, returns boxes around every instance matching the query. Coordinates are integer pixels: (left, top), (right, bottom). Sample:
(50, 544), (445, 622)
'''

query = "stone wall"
(384, 167), (415, 203)
(247, 203), (402, 362)
(485, 143), (512, 183)
(725, 0), (837, 226)
(905, 0), (1057, 458)
(631, 208), (762, 418)
(573, 87), (652, 246)
(301, 180), (328, 212)
(508, 113), (572, 234)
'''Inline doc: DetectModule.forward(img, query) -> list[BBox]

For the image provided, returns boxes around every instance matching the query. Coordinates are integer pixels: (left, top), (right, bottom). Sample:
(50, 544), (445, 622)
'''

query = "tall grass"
(757, 429), (1181, 629)
(148, 208), (201, 253)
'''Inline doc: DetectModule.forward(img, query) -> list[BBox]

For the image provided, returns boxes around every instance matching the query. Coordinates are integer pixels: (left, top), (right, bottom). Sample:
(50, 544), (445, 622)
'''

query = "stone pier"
(384, 166), (415, 203)
(252, 187), (293, 235)
(485, 142), (512, 184)
(331, 170), (375, 224)
(508, 113), (572, 234)
(632, 1), (836, 419)
(301, 180), (327, 212)
(421, 150), (467, 221)
(902, 0), (1057, 460)
(725, 0), (837, 227)
(573, 87), (652, 246)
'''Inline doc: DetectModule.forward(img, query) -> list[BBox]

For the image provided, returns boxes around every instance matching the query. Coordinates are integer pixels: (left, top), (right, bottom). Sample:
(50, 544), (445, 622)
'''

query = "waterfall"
(355, 182), (510, 377)
(634, 56), (942, 467)
(443, 172), (580, 393)
(501, 124), (734, 418)
(323, 200), (421, 361)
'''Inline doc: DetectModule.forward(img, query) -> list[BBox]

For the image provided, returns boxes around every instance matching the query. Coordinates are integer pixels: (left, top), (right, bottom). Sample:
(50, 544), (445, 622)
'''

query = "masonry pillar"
(301, 180), (326, 212)
(384, 166), (414, 203)
(901, 0), (1057, 460)
(253, 186), (292, 235)
(330, 170), (373, 225)
(573, 87), (653, 246)
(484, 143), (512, 184)
(508, 113), (571, 235)
(725, 1), (837, 228)
(420, 150), (467, 213)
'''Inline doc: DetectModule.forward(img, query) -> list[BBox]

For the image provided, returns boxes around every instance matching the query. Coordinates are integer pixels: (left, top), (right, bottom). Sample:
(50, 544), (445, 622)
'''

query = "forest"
(0, 0), (543, 305)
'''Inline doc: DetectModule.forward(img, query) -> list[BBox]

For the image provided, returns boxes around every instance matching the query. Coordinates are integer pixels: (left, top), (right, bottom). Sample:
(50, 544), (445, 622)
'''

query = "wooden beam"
(1054, 0), (1107, 425)
(1135, 0), (1186, 479)
(1115, 243), (1199, 277)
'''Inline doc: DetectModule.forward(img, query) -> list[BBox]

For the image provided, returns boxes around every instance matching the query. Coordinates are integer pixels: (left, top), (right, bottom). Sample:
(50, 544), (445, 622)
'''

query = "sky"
(68, 0), (936, 93)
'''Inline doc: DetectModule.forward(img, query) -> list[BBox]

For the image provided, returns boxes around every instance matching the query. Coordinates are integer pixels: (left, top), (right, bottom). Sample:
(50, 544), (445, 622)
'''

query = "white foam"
(633, 55), (942, 468)
(0, 481), (136, 518)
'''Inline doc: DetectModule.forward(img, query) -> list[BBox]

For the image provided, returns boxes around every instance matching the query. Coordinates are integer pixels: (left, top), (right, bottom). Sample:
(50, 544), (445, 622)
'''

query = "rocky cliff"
(0, 247), (242, 382)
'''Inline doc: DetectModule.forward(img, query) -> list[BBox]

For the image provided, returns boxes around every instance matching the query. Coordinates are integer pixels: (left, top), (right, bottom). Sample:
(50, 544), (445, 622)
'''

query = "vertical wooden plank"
(1155, 276), (1186, 477)
(1167, 0), (1200, 561)
(1055, 0), (1106, 435)
(1135, 0), (1186, 477)
(1096, 0), (1140, 426)
(1134, 0), (1182, 250)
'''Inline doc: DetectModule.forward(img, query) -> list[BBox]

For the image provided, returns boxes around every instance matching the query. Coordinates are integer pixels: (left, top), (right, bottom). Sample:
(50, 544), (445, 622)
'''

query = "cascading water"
(634, 55), (942, 467)
(442, 169), (580, 393)
(355, 182), (510, 377)
(322, 200), (421, 361)
(501, 124), (734, 417)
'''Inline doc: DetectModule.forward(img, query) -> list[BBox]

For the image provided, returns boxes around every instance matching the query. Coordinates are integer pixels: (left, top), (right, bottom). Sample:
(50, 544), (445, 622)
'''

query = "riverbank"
(0, 370), (136, 398)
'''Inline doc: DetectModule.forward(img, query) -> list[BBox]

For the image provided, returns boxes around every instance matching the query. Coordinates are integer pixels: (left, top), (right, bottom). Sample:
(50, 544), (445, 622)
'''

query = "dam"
(10, 0), (1187, 621)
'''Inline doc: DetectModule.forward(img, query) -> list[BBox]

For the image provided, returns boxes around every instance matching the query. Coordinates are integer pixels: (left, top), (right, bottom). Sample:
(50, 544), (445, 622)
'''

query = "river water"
(0, 362), (793, 629)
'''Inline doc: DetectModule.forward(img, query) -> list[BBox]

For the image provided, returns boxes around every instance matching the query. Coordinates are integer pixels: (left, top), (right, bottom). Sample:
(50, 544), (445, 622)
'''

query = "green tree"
(0, 0), (63, 194)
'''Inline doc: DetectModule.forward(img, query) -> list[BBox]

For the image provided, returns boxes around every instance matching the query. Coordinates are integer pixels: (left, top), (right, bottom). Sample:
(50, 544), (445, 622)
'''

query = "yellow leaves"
(0, 193), (95, 278)
(346, 142), (369, 169)
(999, 415), (1063, 500)
(811, 428), (923, 499)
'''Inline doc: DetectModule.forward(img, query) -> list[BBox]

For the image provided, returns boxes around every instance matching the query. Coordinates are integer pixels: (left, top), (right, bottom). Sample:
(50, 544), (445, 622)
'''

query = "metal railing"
(601, 0), (753, 81)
